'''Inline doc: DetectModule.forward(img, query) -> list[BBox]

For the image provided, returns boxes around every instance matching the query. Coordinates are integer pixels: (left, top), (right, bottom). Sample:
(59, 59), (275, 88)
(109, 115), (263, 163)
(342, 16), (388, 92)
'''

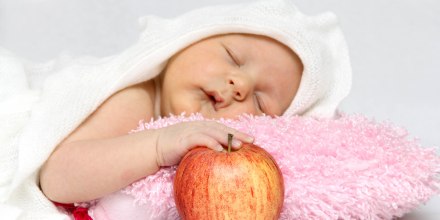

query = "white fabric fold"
(0, 0), (351, 218)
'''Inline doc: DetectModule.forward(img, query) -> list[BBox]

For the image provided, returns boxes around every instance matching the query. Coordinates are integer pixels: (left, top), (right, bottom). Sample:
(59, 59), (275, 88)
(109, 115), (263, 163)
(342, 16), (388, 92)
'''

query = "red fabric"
(54, 202), (92, 220)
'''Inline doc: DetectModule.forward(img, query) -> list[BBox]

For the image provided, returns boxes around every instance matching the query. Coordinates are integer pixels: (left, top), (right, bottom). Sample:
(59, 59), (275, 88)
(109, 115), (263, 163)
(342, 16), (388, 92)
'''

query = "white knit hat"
(136, 0), (352, 118)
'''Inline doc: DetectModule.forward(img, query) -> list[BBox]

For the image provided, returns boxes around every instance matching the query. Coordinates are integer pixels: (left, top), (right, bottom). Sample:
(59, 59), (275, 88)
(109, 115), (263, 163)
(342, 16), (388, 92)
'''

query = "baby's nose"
(228, 77), (250, 101)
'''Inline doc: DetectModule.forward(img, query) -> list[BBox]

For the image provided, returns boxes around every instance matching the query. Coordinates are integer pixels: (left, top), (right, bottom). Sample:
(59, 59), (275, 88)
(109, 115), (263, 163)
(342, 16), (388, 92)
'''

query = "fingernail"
(245, 136), (254, 143)
(232, 139), (242, 148)
(216, 145), (224, 151)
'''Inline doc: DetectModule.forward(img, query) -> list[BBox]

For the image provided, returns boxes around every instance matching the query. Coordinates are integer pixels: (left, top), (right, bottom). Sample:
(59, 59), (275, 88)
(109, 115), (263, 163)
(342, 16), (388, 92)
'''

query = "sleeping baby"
(40, 33), (304, 204)
(1, 0), (352, 219)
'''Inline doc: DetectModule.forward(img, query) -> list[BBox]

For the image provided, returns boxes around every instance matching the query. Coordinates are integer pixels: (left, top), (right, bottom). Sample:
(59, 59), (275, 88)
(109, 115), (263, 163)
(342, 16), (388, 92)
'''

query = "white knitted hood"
(0, 0), (351, 219)
(132, 0), (352, 117)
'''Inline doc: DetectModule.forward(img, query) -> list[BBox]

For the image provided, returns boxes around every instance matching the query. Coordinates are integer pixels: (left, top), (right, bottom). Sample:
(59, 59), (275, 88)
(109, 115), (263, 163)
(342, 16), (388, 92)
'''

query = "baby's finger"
(219, 123), (254, 144)
(183, 133), (224, 152)
(203, 122), (254, 149)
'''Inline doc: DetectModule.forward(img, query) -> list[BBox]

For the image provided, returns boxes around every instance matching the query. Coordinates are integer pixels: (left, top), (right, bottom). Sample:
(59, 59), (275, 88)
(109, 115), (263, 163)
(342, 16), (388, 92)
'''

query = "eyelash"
(224, 46), (241, 67)
(254, 94), (264, 113)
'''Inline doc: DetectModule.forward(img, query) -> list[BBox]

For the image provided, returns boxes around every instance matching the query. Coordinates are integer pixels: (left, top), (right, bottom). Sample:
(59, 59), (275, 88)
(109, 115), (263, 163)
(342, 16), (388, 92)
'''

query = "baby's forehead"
(215, 33), (278, 45)
(217, 34), (298, 57)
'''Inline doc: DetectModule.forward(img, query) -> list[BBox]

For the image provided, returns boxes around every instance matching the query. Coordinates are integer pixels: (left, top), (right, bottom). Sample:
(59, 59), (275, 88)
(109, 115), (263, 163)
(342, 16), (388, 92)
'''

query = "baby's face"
(159, 34), (303, 118)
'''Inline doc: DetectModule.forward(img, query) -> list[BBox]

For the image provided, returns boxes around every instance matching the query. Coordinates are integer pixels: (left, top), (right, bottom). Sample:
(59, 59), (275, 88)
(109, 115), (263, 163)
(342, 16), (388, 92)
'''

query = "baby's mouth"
(203, 90), (224, 110)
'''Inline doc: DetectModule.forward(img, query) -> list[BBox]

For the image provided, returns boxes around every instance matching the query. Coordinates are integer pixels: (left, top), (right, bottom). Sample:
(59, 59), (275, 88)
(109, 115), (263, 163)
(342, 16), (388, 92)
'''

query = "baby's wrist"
(135, 129), (162, 175)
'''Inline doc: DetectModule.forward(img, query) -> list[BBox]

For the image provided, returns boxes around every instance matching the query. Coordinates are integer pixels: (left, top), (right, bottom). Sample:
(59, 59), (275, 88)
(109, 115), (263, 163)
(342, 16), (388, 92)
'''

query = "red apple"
(173, 137), (284, 220)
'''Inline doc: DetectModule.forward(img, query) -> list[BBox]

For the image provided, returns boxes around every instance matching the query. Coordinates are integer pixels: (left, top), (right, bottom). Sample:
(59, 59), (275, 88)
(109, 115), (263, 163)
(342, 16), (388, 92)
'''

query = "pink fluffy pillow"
(90, 114), (440, 220)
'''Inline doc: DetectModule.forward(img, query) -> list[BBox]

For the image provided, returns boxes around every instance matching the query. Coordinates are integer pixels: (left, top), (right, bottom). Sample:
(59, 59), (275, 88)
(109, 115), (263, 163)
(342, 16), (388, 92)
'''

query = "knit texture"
(1, 0), (351, 219)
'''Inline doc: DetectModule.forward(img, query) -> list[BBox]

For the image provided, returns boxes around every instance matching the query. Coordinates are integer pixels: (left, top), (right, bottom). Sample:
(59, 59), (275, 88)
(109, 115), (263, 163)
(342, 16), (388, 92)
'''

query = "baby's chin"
(199, 111), (243, 120)
(163, 104), (207, 117)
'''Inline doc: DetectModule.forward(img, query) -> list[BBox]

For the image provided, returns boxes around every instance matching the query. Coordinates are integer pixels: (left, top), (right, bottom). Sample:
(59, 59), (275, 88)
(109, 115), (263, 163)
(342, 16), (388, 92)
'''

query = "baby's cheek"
(216, 105), (259, 119)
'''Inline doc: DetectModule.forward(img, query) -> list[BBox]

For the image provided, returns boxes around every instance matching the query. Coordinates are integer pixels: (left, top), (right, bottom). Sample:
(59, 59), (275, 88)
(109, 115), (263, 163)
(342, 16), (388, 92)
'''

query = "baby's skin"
(39, 33), (303, 204)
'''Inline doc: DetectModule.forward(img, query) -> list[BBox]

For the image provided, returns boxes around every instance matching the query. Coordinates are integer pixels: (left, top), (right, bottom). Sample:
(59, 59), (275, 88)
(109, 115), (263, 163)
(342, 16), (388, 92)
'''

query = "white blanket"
(0, 0), (351, 219)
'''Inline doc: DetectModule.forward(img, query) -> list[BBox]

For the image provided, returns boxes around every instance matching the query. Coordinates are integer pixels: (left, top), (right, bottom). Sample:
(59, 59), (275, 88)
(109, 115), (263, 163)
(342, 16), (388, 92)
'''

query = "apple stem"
(228, 133), (233, 153)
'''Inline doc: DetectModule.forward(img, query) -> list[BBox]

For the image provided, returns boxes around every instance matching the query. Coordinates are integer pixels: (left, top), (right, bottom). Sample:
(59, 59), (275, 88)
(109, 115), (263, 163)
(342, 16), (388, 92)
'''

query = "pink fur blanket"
(86, 114), (439, 220)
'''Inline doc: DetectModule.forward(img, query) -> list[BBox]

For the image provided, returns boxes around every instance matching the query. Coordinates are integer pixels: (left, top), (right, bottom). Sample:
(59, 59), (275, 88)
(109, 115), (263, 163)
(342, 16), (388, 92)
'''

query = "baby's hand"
(155, 121), (254, 166)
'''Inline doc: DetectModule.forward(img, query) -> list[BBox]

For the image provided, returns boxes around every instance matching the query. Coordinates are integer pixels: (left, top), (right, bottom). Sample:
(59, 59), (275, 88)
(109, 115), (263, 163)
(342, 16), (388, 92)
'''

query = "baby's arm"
(39, 82), (252, 204)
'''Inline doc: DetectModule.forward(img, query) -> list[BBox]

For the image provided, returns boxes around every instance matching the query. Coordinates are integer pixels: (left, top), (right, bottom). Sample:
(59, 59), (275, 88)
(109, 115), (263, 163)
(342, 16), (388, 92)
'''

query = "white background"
(1, 0), (439, 218)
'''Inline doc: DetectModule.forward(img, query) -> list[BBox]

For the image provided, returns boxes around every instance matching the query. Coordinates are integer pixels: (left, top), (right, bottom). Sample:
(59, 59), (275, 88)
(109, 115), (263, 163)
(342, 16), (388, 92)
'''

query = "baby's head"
(145, 0), (351, 119)
(158, 33), (303, 118)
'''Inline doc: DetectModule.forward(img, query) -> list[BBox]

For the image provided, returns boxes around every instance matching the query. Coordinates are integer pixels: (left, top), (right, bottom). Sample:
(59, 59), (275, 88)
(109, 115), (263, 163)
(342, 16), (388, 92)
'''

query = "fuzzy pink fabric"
(90, 114), (440, 220)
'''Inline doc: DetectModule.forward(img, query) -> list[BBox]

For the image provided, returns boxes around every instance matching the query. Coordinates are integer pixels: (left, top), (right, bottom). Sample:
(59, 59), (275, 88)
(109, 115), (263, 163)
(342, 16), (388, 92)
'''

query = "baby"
(39, 33), (303, 204)
(0, 0), (352, 219)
